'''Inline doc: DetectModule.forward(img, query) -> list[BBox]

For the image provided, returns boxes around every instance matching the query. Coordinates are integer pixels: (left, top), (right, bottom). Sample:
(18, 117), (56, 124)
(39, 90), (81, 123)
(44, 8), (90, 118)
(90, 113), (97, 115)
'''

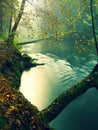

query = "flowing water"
(19, 42), (98, 130)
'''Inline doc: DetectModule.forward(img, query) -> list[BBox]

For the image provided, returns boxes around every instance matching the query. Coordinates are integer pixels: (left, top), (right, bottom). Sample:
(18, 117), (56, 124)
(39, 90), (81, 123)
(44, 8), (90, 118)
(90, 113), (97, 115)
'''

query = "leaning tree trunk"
(41, 64), (98, 123)
(0, 42), (98, 129)
(0, 73), (51, 130)
(0, 42), (51, 130)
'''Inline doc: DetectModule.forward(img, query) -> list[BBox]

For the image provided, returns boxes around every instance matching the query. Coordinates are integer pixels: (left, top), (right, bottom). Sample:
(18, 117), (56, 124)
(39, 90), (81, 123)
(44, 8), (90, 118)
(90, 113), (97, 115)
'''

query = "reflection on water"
(20, 53), (97, 109)
(50, 87), (98, 130)
(20, 52), (98, 130)
(20, 53), (76, 110)
(20, 65), (58, 110)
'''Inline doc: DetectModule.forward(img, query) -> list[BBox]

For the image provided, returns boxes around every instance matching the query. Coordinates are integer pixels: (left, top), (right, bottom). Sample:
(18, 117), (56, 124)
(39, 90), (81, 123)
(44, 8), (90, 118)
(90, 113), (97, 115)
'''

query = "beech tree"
(0, 0), (98, 129)
(7, 0), (26, 44)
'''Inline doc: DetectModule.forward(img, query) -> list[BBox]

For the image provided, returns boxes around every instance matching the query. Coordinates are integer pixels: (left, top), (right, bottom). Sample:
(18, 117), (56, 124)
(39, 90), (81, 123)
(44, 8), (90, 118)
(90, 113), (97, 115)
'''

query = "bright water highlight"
(19, 51), (98, 130)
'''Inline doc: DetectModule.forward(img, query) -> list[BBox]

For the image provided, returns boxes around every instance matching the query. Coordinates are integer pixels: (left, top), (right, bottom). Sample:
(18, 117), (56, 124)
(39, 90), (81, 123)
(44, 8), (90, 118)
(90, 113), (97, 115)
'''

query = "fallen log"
(41, 64), (98, 123)
(0, 42), (98, 129)
(0, 43), (51, 130)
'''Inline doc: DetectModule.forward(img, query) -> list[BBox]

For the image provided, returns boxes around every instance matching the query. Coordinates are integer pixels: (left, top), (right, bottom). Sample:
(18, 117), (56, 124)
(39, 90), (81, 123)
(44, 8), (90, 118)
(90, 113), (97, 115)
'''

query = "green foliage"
(0, 0), (19, 40)
(25, 0), (97, 53)
(0, 117), (8, 129)
(14, 36), (22, 51)
(0, 34), (8, 41)
(1, 0), (98, 53)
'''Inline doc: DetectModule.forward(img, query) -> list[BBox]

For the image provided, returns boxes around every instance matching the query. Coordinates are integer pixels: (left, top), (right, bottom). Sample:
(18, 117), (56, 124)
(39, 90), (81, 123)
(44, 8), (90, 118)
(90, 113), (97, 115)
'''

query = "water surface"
(20, 43), (98, 130)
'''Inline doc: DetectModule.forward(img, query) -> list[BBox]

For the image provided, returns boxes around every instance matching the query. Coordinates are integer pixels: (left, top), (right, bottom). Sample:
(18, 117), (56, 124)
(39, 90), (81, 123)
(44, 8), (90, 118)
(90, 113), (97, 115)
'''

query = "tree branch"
(41, 64), (98, 123)
(90, 0), (98, 54)
(0, 43), (98, 129)
(0, 43), (50, 130)
(17, 35), (54, 45)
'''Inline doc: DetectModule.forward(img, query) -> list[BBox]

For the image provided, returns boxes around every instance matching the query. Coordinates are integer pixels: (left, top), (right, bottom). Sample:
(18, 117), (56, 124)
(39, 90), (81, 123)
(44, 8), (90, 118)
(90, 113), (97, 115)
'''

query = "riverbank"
(0, 42), (52, 130)
(1, 41), (98, 130)
(0, 42), (37, 89)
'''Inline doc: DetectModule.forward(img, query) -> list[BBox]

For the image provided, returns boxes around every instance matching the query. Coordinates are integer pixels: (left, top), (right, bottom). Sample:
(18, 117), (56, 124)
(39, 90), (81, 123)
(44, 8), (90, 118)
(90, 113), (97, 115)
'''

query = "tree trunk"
(0, 43), (51, 130)
(41, 64), (98, 122)
(0, 42), (98, 129)
(90, 0), (98, 54)
(7, 0), (26, 44)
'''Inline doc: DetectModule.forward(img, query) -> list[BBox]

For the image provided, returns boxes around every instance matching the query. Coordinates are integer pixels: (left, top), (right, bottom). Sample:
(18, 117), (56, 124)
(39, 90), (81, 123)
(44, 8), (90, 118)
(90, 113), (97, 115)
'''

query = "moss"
(0, 57), (23, 89)
(22, 54), (37, 70)
(0, 46), (38, 89)
(0, 117), (8, 129)
(0, 43), (53, 130)
(0, 34), (8, 41)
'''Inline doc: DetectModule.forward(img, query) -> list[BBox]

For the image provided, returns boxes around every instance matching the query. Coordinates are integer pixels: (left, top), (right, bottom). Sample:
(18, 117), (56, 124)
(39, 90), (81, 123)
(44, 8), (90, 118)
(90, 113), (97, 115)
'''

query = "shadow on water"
(20, 38), (98, 130)
(50, 87), (98, 130)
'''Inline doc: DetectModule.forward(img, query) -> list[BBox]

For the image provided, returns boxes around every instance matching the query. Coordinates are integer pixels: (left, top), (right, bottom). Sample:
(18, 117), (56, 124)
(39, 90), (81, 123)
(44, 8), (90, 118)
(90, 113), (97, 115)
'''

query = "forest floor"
(0, 41), (98, 130)
(0, 42), (24, 129)
(0, 42), (51, 130)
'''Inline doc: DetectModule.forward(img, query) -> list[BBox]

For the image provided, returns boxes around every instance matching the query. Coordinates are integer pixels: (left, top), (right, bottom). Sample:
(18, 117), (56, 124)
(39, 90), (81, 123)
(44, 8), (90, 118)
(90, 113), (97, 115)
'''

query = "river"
(19, 41), (98, 130)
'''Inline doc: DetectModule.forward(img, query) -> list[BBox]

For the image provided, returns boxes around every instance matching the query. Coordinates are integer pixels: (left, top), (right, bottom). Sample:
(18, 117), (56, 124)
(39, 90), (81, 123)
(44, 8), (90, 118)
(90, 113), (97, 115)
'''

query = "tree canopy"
(0, 0), (98, 52)
(0, 0), (98, 129)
